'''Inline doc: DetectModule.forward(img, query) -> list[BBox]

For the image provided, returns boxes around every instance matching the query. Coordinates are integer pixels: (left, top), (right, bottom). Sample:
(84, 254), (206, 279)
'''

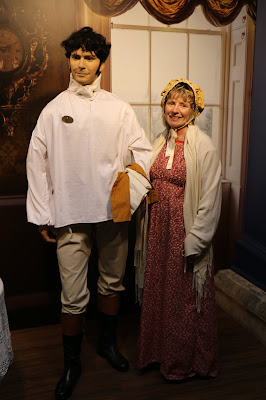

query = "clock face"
(0, 29), (24, 73)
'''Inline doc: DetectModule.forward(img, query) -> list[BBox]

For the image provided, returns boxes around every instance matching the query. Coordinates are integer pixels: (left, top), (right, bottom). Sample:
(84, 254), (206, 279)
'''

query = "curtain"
(201, 0), (257, 26)
(84, 0), (257, 26)
(84, 0), (139, 17)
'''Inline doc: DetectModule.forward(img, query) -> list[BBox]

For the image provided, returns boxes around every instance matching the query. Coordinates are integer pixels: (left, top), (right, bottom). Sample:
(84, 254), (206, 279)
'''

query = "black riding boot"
(97, 294), (129, 372)
(55, 313), (84, 400)
(55, 333), (82, 400)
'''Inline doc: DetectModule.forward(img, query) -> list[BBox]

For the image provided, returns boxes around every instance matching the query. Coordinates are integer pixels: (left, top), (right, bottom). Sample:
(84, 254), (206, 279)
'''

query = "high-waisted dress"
(137, 141), (218, 380)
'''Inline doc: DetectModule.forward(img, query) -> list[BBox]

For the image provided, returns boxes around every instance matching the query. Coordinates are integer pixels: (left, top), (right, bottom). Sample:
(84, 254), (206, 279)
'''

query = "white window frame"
(110, 5), (228, 168)
(110, 5), (256, 265)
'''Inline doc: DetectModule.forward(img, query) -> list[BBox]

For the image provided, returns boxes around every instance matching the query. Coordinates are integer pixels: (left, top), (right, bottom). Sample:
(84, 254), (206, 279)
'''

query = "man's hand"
(39, 225), (57, 243)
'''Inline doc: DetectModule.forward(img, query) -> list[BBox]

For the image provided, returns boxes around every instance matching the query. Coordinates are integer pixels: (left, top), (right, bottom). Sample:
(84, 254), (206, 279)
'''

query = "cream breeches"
(56, 221), (128, 314)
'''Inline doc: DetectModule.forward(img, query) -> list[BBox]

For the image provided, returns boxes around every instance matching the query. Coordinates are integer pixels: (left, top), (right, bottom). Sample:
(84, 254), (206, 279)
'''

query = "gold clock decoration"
(0, 2), (48, 136)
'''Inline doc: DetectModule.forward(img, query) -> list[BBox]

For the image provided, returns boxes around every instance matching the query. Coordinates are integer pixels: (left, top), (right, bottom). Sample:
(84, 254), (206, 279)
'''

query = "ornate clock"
(0, 2), (48, 136)
(0, 28), (25, 73)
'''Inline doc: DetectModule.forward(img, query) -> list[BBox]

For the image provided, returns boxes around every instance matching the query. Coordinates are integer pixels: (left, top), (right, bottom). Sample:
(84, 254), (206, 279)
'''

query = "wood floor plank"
(0, 307), (265, 400)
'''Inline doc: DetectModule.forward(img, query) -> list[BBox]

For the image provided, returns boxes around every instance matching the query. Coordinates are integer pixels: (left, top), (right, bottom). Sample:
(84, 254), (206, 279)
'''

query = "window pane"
(151, 106), (165, 144)
(111, 3), (149, 26)
(151, 31), (187, 104)
(132, 106), (149, 138)
(111, 29), (149, 103)
(188, 5), (222, 31)
(189, 34), (222, 105)
(196, 107), (220, 150)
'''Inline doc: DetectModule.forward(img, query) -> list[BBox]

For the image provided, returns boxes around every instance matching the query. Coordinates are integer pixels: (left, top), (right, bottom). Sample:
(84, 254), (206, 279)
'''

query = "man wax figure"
(26, 26), (152, 400)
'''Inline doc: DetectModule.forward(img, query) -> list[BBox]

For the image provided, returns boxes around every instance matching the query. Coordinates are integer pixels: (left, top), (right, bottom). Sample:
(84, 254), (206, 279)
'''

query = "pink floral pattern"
(138, 141), (218, 380)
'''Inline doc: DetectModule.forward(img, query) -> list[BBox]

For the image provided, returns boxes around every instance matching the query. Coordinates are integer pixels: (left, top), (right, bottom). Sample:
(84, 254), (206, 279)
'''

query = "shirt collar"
(67, 73), (102, 98)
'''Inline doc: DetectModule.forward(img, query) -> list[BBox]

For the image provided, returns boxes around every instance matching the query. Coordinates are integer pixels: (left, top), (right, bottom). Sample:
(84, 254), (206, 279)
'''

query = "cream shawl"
(150, 125), (222, 311)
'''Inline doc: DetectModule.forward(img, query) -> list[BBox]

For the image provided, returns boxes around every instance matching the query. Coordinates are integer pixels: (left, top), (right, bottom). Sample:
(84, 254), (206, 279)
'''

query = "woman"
(137, 79), (222, 381)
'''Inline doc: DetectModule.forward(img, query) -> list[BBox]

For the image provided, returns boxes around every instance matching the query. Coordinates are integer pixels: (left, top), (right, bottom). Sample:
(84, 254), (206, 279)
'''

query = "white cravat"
(68, 73), (101, 98)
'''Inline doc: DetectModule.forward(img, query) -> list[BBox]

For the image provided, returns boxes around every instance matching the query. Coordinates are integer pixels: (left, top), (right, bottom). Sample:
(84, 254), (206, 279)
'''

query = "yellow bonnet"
(161, 78), (204, 117)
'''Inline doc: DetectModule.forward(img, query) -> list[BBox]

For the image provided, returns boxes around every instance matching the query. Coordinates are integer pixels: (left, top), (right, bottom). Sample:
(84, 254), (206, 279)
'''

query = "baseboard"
(215, 269), (266, 346)
(5, 291), (59, 310)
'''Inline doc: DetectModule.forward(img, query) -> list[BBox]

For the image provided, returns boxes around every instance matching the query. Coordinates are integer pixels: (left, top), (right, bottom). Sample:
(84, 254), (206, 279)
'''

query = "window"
(111, 4), (225, 153)
(110, 3), (255, 264)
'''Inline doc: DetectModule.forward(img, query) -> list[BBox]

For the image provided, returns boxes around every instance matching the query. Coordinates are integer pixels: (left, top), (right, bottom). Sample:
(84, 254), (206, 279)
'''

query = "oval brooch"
(62, 115), (74, 123)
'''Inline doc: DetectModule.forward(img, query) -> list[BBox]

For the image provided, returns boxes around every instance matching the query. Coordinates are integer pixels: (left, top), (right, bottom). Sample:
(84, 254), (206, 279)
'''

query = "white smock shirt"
(26, 74), (152, 228)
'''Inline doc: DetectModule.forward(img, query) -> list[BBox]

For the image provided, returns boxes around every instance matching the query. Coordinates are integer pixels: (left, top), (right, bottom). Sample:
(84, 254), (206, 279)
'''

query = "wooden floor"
(0, 307), (266, 400)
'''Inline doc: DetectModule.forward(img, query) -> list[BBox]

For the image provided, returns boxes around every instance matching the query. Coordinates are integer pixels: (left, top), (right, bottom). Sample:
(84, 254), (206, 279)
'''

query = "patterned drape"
(84, 0), (257, 26)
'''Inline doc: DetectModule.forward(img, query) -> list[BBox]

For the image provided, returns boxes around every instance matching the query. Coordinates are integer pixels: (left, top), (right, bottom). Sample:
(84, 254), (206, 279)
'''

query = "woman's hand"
(186, 253), (201, 267)
(39, 225), (57, 243)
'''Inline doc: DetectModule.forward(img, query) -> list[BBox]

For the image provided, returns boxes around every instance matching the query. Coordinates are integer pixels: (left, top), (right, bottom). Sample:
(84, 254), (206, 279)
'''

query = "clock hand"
(9, 41), (18, 48)
(6, 42), (18, 50)
(0, 42), (19, 52)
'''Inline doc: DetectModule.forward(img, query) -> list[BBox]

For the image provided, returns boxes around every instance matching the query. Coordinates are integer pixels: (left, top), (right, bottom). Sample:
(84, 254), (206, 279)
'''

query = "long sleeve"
(26, 88), (152, 228)
(183, 127), (222, 257)
(26, 113), (54, 226)
(125, 106), (153, 177)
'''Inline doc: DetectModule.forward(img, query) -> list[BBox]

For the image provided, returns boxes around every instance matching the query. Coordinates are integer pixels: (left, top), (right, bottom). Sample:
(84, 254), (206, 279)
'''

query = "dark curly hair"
(61, 26), (111, 64)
